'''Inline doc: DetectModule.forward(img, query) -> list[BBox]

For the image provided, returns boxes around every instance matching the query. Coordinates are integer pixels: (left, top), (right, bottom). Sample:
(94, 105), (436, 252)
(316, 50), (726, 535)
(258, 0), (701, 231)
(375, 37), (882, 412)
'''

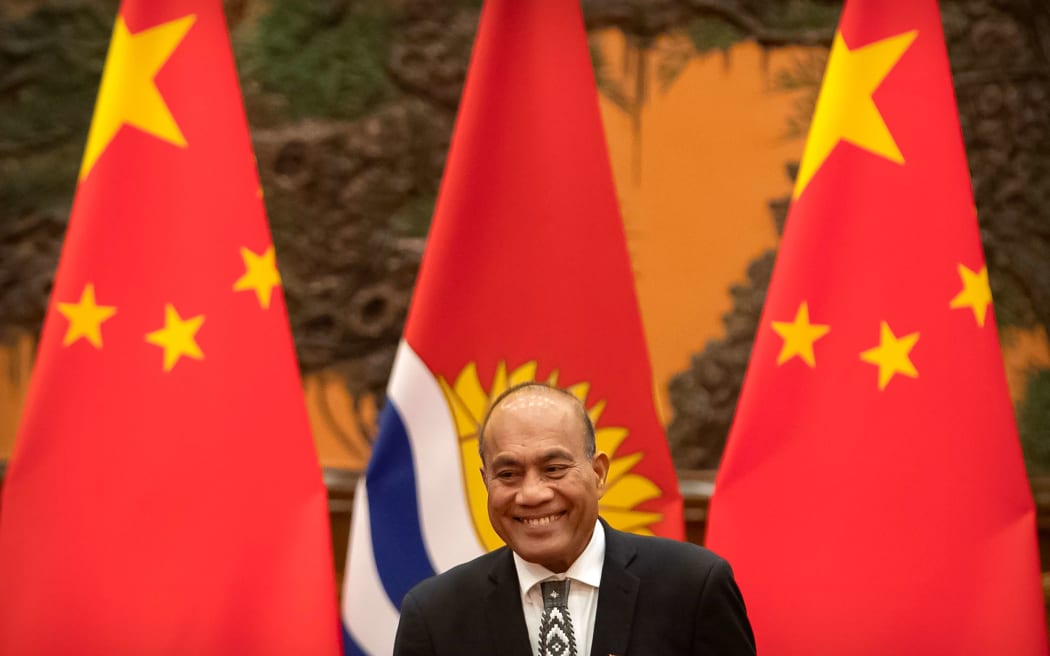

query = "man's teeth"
(522, 515), (559, 527)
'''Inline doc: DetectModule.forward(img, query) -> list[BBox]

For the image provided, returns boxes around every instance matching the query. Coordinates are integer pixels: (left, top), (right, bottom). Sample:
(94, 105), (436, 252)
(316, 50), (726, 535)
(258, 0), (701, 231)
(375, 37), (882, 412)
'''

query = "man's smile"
(517, 512), (566, 527)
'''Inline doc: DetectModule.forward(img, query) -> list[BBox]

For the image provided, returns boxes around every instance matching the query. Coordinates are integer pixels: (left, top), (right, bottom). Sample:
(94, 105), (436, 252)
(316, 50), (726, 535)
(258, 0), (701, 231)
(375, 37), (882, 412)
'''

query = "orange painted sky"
(597, 32), (813, 420)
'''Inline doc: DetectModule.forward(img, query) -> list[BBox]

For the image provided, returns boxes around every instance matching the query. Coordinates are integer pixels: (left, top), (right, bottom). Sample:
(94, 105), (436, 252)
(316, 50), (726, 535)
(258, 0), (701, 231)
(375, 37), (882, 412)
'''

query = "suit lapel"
(484, 548), (533, 656)
(591, 522), (639, 656)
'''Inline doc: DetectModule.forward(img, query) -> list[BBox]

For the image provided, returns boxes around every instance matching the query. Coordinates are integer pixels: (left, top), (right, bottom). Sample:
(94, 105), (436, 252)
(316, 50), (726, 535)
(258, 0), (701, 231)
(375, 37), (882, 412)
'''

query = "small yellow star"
(233, 245), (281, 309)
(79, 14), (196, 180)
(949, 264), (992, 327)
(770, 302), (830, 367)
(56, 284), (117, 348)
(794, 29), (918, 199)
(859, 321), (919, 390)
(145, 304), (204, 372)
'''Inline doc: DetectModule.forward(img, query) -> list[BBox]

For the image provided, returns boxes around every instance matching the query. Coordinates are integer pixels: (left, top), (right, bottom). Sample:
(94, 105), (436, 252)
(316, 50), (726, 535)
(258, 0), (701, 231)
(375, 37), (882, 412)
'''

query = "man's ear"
(592, 452), (610, 492)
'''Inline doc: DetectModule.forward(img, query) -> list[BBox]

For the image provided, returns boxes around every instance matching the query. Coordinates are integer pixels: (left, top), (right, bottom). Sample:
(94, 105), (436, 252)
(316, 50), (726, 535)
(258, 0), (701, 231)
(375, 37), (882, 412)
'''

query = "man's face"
(480, 390), (609, 573)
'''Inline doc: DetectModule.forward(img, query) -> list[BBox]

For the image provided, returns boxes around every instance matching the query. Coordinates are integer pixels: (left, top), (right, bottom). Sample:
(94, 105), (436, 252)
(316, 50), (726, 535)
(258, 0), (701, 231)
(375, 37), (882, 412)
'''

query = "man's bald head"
(477, 382), (596, 463)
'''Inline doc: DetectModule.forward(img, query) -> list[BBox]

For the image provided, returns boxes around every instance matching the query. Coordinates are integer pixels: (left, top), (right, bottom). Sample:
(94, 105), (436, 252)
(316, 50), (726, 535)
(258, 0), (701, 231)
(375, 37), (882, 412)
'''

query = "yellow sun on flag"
(438, 360), (665, 552)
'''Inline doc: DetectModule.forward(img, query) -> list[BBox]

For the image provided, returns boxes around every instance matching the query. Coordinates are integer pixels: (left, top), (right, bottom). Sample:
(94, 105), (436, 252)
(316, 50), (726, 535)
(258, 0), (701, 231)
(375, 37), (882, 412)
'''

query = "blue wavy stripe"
(366, 401), (437, 608)
(343, 623), (367, 655)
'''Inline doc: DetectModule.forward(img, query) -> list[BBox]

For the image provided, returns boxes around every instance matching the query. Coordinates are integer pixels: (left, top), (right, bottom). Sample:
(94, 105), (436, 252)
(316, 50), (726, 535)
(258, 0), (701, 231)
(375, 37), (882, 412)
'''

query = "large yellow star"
(949, 264), (992, 327)
(79, 14), (196, 180)
(859, 321), (919, 390)
(145, 304), (204, 372)
(793, 29), (918, 199)
(770, 302), (830, 367)
(56, 284), (117, 349)
(233, 245), (282, 309)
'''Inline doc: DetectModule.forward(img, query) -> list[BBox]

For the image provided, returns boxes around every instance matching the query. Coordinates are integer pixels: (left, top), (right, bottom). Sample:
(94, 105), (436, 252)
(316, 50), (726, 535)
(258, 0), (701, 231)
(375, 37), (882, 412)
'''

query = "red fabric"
(406, 0), (683, 538)
(0, 2), (342, 653)
(706, 1), (1047, 653)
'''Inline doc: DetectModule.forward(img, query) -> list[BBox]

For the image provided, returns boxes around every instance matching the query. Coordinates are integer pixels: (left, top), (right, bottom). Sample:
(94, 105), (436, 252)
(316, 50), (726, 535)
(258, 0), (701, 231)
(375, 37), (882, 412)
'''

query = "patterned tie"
(538, 579), (578, 656)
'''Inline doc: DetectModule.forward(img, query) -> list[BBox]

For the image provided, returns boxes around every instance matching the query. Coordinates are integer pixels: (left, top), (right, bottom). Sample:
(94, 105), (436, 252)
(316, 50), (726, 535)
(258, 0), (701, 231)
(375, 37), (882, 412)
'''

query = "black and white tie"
(538, 579), (578, 656)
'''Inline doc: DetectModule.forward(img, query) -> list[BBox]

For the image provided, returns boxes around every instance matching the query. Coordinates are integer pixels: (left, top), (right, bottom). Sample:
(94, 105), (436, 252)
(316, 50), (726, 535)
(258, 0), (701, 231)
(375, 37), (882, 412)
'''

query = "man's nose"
(516, 470), (554, 505)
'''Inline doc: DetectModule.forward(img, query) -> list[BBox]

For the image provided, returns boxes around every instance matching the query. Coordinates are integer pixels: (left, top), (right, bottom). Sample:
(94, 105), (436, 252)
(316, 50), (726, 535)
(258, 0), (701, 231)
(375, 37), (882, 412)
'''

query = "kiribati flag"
(340, 0), (684, 652)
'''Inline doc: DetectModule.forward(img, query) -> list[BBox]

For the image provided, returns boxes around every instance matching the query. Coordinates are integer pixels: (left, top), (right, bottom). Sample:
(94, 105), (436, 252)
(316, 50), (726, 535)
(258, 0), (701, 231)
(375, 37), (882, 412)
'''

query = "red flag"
(343, 0), (682, 651)
(405, 0), (684, 543)
(706, 1), (1047, 653)
(0, 2), (342, 653)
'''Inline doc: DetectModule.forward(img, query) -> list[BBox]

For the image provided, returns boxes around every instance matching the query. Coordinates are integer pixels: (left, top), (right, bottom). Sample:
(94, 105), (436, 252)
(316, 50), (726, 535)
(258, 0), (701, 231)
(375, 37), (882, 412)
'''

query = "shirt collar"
(512, 519), (605, 600)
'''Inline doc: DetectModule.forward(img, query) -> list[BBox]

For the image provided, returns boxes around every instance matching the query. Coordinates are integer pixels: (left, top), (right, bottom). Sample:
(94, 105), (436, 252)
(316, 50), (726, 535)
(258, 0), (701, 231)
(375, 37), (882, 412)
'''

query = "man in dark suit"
(394, 382), (755, 655)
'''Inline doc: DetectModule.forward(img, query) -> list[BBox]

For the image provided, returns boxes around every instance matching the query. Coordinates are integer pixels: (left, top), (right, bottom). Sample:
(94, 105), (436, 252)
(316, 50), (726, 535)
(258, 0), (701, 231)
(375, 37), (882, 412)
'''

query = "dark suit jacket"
(394, 519), (755, 655)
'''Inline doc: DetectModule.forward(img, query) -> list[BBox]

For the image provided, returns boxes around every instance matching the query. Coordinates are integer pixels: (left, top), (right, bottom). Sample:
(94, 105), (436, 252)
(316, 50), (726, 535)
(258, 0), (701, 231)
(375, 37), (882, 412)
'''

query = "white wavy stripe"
(391, 340), (486, 571)
(342, 480), (399, 655)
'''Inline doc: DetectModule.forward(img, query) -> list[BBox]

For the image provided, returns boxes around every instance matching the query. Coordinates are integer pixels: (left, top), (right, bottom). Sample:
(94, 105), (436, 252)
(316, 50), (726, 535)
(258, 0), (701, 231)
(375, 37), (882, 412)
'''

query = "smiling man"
(393, 382), (755, 656)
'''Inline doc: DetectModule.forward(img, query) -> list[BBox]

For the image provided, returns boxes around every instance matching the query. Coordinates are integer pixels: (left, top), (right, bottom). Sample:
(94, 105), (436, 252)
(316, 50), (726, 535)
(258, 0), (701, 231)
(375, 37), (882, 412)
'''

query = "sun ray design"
(439, 361), (665, 551)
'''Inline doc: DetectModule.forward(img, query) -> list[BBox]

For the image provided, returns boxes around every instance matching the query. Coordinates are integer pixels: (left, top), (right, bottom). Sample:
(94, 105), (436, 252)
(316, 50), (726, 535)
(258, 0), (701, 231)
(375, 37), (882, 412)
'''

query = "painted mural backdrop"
(1, 0), (1048, 477)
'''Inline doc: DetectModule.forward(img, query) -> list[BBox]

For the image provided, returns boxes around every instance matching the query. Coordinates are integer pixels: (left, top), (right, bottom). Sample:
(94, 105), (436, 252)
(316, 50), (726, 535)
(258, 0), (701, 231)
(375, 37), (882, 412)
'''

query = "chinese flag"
(705, 0), (1047, 653)
(342, 0), (682, 652)
(0, 2), (342, 653)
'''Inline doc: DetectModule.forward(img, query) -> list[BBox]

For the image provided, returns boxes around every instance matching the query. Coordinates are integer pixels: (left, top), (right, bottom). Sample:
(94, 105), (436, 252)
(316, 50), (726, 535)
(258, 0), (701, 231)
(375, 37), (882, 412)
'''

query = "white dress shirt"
(512, 520), (605, 656)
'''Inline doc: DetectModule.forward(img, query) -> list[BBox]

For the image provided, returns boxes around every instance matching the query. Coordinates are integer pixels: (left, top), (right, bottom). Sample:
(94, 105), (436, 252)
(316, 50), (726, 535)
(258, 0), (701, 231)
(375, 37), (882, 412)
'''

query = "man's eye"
(496, 470), (517, 480)
(545, 465), (569, 476)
